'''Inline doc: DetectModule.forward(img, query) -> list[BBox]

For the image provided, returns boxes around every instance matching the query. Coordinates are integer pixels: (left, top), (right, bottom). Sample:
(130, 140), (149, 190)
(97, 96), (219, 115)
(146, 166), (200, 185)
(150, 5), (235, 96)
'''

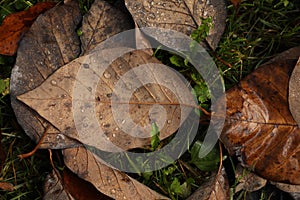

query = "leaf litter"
(8, 0), (300, 199)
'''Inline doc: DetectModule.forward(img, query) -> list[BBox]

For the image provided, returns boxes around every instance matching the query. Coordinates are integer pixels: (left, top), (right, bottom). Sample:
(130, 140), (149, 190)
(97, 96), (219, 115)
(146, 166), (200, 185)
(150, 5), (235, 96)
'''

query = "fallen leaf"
(234, 164), (267, 193)
(220, 46), (300, 184)
(0, 2), (56, 56)
(0, 182), (14, 191)
(44, 169), (112, 200)
(63, 147), (169, 200)
(289, 57), (300, 126)
(230, 0), (241, 8)
(187, 167), (229, 200)
(17, 49), (195, 150)
(10, 1), (82, 149)
(125, 0), (226, 50)
(272, 181), (300, 193)
(80, 0), (134, 54)
(44, 170), (75, 200)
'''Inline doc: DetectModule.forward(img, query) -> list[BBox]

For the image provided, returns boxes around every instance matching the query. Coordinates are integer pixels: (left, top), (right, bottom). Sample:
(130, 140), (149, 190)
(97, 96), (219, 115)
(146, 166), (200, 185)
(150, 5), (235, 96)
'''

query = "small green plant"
(190, 140), (224, 172)
(150, 122), (160, 151)
(190, 17), (213, 43)
(0, 78), (9, 96)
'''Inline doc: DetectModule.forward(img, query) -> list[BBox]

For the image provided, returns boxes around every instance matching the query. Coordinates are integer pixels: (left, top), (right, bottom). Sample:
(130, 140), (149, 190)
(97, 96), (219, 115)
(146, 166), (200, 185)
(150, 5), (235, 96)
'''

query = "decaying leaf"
(187, 167), (229, 200)
(272, 182), (300, 200)
(230, 0), (241, 8)
(80, 0), (134, 54)
(63, 147), (169, 200)
(220, 47), (300, 184)
(234, 164), (267, 193)
(0, 182), (14, 192)
(125, 0), (226, 50)
(289, 57), (300, 126)
(0, 2), (56, 56)
(10, 1), (82, 149)
(17, 49), (195, 151)
(44, 169), (112, 200)
(272, 181), (300, 193)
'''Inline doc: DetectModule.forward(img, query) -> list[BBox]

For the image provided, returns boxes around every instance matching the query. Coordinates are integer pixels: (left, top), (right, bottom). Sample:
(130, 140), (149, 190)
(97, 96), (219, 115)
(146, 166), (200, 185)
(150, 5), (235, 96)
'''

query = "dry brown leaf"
(0, 182), (14, 192)
(220, 47), (300, 184)
(125, 0), (226, 50)
(234, 164), (267, 193)
(272, 181), (300, 193)
(0, 2), (56, 56)
(43, 169), (112, 200)
(10, 1), (82, 149)
(80, 0), (134, 54)
(289, 57), (300, 126)
(187, 167), (229, 200)
(63, 147), (169, 200)
(230, 0), (241, 8)
(17, 50), (194, 150)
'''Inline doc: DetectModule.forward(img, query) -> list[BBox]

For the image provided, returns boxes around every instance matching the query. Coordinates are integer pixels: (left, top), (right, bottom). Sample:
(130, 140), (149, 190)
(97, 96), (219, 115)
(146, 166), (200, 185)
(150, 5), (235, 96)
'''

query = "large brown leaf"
(17, 49), (195, 150)
(63, 147), (169, 200)
(10, 1), (82, 149)
(10, 0), (134, 150)
(125, 0), (226, 50)
(220, 47), (300, 184)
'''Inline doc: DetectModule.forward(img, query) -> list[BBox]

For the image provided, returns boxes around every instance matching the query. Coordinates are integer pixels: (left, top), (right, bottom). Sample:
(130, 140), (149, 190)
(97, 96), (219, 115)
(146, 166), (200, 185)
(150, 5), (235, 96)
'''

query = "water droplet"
(83, 63), (89, 69)
(83, 123), (88, 128)
(112, 133), (116, 137)
(99, 115), (103, 120)
(115, 127), (119, 131)
(118, 65), (123, 69)
(148, 13), (156, 19)
(121, 119), (126, 124)
(51, 80), (57, 85)
(103, 71), (111, 79)
(81, 109), (85, 113)
(111, 189), (116, 194)
(167, 120), (172, 124)
(146, 83), (151, 87)
(125, 83), (132, 90)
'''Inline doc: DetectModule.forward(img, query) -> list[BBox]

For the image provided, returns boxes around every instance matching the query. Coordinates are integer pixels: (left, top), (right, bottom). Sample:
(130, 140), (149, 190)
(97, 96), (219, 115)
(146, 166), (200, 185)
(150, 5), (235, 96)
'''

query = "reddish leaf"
(0, 182), (14, 191)
(0, 2), (56, 56)
(230, 0), (241, 8)
(220, 47), (300, 184)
